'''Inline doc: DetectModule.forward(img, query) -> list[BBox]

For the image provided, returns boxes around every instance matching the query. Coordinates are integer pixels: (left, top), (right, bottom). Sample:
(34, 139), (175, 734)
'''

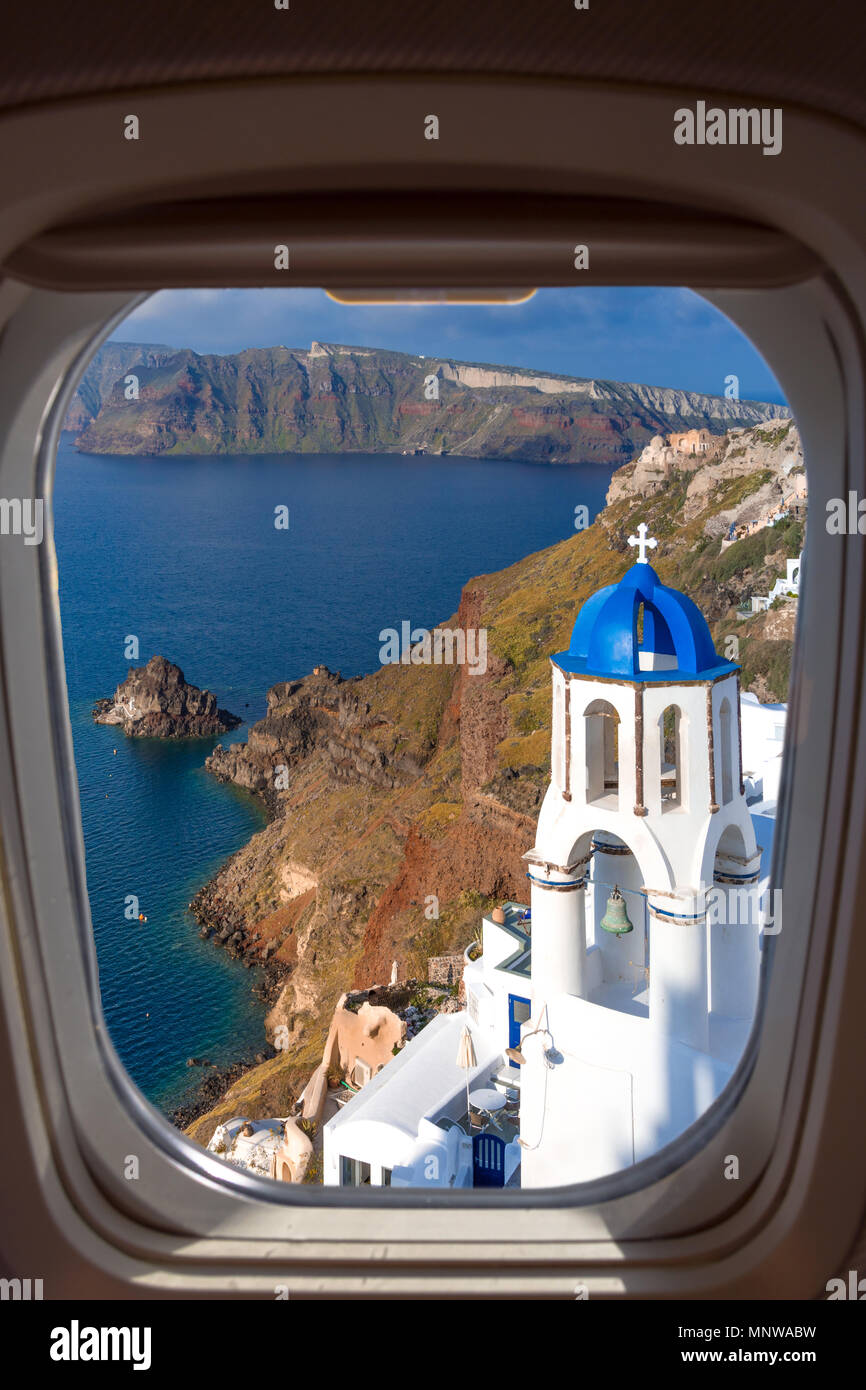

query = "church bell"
(600, 884), (633, 935)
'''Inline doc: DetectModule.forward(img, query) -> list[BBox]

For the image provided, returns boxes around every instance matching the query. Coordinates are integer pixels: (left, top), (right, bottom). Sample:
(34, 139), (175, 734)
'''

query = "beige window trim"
(0, 76), (864, 1298)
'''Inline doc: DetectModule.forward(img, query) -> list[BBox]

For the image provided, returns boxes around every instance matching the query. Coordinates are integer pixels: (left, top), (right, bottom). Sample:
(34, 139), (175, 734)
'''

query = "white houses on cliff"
(323, 530), (779, 1189)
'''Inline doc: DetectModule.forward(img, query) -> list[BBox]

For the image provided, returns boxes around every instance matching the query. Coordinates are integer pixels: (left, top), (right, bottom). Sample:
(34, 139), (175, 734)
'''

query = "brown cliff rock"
(93, 656), (241, 738)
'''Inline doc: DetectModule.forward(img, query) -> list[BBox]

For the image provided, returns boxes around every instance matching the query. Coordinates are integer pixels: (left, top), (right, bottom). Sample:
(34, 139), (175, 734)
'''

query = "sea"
(52, 433), (613, 1113)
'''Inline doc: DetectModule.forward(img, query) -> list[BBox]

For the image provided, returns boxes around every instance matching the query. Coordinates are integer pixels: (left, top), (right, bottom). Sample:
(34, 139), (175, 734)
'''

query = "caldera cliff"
(66, 340), (788, 467)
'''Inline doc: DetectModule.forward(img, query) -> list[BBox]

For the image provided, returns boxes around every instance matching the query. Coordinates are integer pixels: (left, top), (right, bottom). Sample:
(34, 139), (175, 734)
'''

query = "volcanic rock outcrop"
(93, 656), (241, 738)
(205, 663), (430, 813)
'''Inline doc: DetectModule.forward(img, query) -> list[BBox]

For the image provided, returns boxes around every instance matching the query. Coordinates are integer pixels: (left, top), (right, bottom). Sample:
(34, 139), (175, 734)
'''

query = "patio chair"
(437, 1117), (466, 1136)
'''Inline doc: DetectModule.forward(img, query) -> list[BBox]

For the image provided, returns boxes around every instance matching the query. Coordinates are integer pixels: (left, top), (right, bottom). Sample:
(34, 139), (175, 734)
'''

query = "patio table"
(469, 1087), (506, 1113)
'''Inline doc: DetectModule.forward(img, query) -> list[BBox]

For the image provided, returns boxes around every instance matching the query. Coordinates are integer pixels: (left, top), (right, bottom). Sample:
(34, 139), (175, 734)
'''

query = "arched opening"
(270, 1153), (294, 1183)
(716, 822), (748, 859)
(581, 830), (650, 1018)
(637, 601), (678, 673)
(719, 697), (733, 804)
(584, 700), (619, 809)
(553, 681), (565, 791)
(659, 704), (684, 810)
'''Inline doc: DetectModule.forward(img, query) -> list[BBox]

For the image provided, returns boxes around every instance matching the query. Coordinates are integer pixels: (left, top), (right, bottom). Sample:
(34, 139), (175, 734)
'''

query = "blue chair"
(472, 1131), (506, 1188)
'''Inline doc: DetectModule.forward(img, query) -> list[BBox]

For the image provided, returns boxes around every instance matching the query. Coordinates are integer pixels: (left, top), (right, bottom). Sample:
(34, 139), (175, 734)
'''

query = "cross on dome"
(628, 523), (658, 565)
(555, 544), (726, 680)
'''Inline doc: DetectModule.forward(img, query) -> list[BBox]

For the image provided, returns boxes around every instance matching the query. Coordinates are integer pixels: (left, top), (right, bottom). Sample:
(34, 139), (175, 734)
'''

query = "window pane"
(54, 286), (794, 1193)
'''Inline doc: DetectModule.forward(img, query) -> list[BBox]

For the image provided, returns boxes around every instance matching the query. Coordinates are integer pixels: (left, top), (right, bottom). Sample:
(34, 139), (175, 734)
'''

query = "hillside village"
(178, 415), (804, 1179)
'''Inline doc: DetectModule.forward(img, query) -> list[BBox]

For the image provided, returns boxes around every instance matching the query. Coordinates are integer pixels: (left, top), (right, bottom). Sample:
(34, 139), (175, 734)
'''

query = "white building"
(208, 1117), (287, 1177)
(324, 530), (783, 1190)
(740, 691), (786, 805)
(750, 553), (802, 612)
(322, 1011), (512, 1188)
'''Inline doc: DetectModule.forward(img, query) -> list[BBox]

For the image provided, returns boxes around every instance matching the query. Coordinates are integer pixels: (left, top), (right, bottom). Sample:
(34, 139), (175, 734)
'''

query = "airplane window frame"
(0, 75), (864, 1299)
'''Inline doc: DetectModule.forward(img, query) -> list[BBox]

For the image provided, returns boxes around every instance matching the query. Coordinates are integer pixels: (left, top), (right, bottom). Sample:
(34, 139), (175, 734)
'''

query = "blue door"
(473, 1132), (506, 1188)
(508, 994), (531, 1068)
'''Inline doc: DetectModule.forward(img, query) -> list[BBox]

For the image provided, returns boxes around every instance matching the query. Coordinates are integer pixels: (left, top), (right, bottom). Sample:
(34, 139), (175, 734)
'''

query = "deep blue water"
(53, 434), (613, 1113)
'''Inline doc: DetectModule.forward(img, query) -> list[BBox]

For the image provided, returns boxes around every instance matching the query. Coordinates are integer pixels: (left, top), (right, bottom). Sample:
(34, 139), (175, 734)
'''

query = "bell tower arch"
(520, 535), (769, 1187)
(530, 542), (759, 1044)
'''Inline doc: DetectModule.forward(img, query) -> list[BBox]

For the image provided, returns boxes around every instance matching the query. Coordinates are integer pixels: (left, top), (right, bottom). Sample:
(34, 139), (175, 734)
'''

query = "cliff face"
(206, 665), (431, 808)
(64, 341), (179, 432)
(93, 655), (241, 738)
(608, 418), (804, 523)
(184, 418), (804, 1136)
(69, 340), (788, 465)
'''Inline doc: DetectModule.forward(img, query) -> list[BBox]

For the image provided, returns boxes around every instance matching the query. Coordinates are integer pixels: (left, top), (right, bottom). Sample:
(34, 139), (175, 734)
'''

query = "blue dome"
(553, 562), (733, 681)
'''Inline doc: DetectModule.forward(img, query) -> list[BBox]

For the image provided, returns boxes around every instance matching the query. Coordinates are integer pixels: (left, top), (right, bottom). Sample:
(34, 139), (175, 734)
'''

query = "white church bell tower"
(519, 527), (764, 1186)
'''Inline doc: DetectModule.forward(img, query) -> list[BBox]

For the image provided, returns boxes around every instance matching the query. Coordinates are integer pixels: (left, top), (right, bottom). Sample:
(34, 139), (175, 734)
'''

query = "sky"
(114, 287), (787, 406)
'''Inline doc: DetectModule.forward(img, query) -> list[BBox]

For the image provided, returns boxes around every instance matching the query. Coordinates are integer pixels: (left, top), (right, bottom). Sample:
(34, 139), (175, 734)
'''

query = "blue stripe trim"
(525, 871), (587, 889)
(648, 905), (706, 922)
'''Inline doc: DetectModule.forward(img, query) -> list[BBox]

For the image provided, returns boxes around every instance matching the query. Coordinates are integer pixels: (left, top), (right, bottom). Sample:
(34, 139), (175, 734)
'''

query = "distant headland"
(65, 341), (789, 466)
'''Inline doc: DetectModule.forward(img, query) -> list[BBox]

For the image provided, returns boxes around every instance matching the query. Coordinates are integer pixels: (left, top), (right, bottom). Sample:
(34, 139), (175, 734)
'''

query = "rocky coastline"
(170, 1048), (280, 1131)
(191, 881), (291, 999)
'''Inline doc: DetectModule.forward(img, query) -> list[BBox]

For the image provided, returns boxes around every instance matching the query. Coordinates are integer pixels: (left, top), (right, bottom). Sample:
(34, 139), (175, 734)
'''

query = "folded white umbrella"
(457, 1024), (477, 1127)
